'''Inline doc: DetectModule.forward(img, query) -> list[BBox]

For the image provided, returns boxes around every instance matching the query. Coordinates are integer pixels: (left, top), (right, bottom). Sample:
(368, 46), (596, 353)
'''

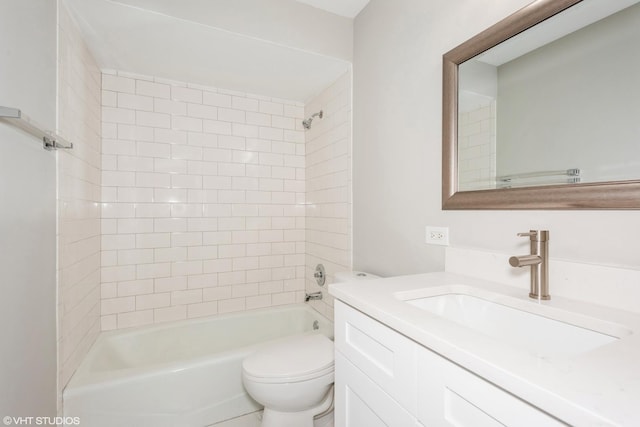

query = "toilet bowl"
(242, 334), (335, 427)
(242, 271), (380, 427)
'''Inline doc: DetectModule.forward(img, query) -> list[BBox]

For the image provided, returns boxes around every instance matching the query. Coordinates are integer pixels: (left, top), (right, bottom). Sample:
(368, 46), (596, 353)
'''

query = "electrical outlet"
(425, 226), (449, 246)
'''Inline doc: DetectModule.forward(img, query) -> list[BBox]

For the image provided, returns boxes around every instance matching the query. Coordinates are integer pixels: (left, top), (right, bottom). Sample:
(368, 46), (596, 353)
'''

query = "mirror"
(443, 0), (640, 209)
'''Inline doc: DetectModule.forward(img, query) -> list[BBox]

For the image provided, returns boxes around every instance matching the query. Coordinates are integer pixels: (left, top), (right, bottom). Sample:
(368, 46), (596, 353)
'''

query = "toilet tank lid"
(242, 334), (334, 379)
(334, 271), (380, 283)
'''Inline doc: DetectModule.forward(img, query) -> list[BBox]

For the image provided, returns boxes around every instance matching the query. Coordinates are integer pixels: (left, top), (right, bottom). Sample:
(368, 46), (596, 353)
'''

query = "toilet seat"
(243, 334), (334, 384)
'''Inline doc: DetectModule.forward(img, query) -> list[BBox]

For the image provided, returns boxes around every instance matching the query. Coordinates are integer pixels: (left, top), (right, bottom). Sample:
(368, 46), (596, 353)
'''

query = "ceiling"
(64, 0), (366, 102)
(293, 0), (370, 18)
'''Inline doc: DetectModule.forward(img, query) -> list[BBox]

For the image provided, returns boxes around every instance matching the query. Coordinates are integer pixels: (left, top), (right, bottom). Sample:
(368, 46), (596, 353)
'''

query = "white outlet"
(425, 226), (449, 246)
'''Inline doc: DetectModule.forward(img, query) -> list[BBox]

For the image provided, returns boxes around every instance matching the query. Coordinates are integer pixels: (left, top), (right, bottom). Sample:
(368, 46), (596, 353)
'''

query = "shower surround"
(100, 72), (308, 330)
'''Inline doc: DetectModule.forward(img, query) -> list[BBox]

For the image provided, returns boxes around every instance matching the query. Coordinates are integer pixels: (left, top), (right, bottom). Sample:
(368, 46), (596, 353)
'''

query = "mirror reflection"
(457, 0), (640, 191)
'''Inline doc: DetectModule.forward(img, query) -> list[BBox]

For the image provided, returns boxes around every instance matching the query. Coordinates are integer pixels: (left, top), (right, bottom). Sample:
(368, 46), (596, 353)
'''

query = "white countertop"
(329, 272), (640, 426)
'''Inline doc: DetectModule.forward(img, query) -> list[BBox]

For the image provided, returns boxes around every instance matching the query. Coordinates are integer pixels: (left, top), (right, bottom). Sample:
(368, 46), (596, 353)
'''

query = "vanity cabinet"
(334, 300), (564, 427)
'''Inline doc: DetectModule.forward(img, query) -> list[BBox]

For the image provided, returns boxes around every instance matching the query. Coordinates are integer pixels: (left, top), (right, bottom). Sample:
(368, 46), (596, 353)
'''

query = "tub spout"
(305, 292), (323, 302)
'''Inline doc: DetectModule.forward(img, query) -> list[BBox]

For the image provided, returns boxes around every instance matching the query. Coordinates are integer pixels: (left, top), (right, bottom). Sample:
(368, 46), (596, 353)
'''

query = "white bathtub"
(64, 304), (333, 427)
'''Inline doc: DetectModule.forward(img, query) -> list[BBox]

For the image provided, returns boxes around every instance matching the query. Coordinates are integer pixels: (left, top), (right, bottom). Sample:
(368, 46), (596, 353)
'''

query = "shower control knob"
(314, 264), (326, 286)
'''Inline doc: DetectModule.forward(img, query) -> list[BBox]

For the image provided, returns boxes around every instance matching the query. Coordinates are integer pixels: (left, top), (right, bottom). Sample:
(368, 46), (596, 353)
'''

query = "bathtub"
(64, 304), (333, 427)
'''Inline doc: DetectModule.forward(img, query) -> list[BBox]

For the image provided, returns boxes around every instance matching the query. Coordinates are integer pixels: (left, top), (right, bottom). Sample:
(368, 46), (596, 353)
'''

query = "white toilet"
(242, 270), (379, 427)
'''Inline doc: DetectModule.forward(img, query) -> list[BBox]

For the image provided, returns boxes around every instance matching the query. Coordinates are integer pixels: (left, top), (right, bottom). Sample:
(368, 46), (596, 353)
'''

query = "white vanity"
(329, 273), (640, 426)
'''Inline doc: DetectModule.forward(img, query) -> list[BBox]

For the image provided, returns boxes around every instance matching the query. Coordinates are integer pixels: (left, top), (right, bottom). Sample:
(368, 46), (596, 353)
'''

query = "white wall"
(497, 4), (640, 183)
(304, 71), (353, 320)
(100, 71), (307, 330)
(98, 0), (353, 62)
(57, 0), (102, 404)
(353, 0), (640, 276)
(0, 0), (57, 418)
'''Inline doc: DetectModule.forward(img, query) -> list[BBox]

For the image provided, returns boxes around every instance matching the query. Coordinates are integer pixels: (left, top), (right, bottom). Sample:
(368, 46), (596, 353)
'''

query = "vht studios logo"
(3, 416), (80, 426)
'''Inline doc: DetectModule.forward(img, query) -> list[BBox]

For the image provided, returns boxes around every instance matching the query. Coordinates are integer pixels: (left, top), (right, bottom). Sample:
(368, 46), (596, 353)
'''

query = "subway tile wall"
(100, 71), (307, 330)
(304, 71), (352, 320)
(57, 2), (102, 402)
(457, 102), (496, 191)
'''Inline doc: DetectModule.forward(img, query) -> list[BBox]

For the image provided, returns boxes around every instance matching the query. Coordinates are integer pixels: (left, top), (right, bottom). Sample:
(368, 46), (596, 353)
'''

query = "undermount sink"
(401, 291), (627, 358)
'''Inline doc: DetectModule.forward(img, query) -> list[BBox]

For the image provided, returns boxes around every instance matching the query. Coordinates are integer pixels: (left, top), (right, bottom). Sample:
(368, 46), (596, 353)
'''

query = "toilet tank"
(333, 271), (380, 283)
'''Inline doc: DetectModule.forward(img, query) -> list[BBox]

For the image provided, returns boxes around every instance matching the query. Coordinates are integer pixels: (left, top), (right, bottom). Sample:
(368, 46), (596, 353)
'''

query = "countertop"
(329, 272), (640, 426)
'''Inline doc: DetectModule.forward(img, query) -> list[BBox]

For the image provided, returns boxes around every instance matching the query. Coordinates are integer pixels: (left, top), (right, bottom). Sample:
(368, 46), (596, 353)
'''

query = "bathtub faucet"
(305, 292), (323, 302)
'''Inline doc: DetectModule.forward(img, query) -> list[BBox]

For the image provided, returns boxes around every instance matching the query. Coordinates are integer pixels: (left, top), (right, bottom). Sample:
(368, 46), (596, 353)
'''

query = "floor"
(210, 410), (334, 427)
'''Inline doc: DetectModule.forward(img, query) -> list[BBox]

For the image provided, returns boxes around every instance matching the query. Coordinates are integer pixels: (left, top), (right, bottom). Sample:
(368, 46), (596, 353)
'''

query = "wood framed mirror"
(442, 0), (640, 209)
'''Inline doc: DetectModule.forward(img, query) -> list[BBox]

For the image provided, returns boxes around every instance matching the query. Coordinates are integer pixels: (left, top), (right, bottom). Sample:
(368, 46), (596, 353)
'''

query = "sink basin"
(404, 293), (621, 358)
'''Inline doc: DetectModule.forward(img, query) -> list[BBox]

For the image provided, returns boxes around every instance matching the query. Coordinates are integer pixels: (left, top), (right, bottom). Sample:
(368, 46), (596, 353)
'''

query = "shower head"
(302, 110), (323, 130)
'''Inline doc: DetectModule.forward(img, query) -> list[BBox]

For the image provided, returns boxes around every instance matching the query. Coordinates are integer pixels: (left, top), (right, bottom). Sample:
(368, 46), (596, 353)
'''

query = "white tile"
(203, 120), (233, 135)
(136, 293), (170, 310)
(203, 258), (233, 273)
(103, 107), (135, 124)
(203, 92), (232, 107)
(172, 86), (202, 103)
(218, 135), (245, 151)
(218, 163), (245, 177)
(232, 97), (259, 112)
(218, 108), (246, 124)
(203, 231), (233, 245)
(218, 298), (246, 313)
(171, 260), (203, 276)
(155, 218), (188, 232)
(202, 287), (233, 303)
(187, 246), (218, 261)
(136, 262), (171, 279)
(154, 247), (187, 263)
(136, 233), (171, 248)
(102, 90), (117, 107)
(187, 301), (218, 318)
(136, 172), (170, 188)
(171, 175), (203, 189)
(118, 124), (154, 141)
(172, 116), (203, 132)
(117, 309), (154, 328)
(118, 93), (154, 111)
(171, 289), (202, 305)
(137, 111), (170, 128)
(103, 75), (135, 93)
(155, 276), (187, 292)
(117, 279), (154, 297)
(171, 145), (203, 161)
(118, 249), (154, 265)
(137, 80), (170, 99)
(154, 128), (187, 144)
(154, 305), (187, 323)
(233, 124), (259, 138)
(137, 142), (171, 158)
(203, 176), (232, 190)
(246, 295), (271, 310)
(155, 158), (188, 174)
(101, 297), (135, 315)
(188, 132), (217, 147)
(271, 116), (295, 130)
(154, 99), (187, 115)
(187, 103), (218, 120)
(259, 101), (284, 115)
(259, 127), (283, 141)
(153, 188), (186, 203)
(246, 112), (271, 126)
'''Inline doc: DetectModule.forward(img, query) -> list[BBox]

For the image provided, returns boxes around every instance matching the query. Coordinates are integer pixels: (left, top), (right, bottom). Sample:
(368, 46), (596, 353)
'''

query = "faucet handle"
(517, 230), (549, 241)
(517, 231), (537, 238)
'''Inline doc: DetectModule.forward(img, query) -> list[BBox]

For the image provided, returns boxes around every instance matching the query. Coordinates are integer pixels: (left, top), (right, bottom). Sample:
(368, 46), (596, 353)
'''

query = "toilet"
(241, 270), (379, 427)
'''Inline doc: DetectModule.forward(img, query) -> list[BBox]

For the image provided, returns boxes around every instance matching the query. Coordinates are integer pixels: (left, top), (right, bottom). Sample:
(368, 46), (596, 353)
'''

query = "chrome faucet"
(509, 230), (550, 300)
(305, 292), (323, 302)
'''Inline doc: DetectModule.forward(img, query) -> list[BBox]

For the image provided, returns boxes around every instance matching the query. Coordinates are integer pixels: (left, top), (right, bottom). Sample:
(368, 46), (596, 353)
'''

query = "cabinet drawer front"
(335, 301), (417, 412)
(417, 347), (567, 427)
(335, 352), (416, 427)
